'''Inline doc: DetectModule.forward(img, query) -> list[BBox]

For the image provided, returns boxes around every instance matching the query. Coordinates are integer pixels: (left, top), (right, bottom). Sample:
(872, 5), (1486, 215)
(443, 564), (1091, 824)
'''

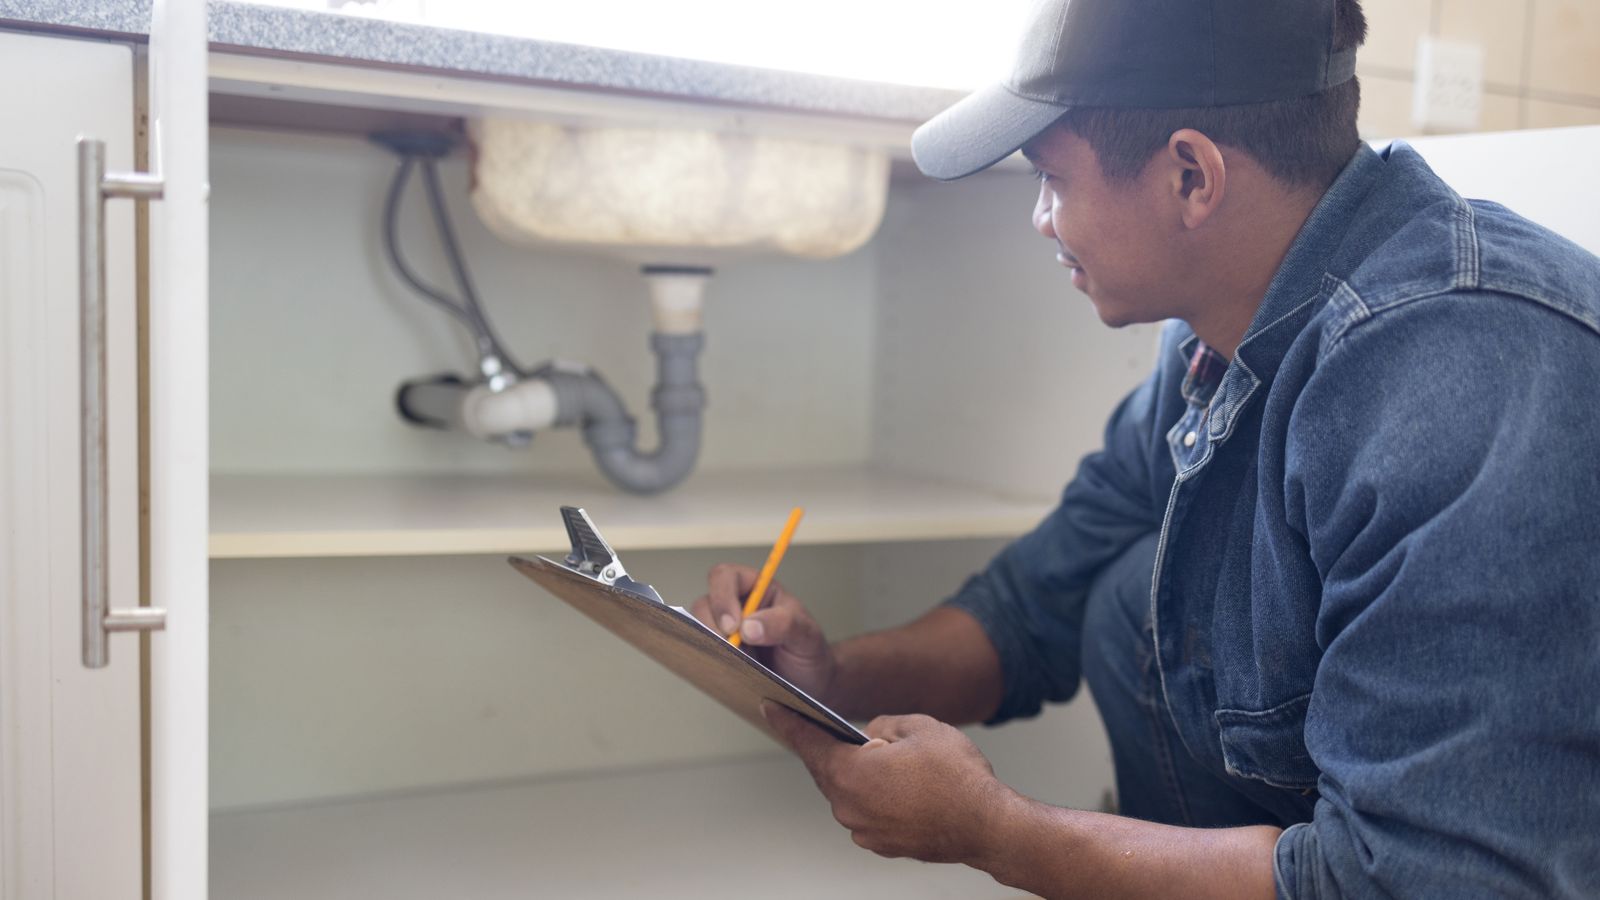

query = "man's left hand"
(762, 701), (1015, 864)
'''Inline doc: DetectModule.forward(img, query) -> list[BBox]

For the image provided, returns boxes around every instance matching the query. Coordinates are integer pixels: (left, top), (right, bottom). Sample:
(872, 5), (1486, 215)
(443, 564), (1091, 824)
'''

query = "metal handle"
(78, 137), (167, 669)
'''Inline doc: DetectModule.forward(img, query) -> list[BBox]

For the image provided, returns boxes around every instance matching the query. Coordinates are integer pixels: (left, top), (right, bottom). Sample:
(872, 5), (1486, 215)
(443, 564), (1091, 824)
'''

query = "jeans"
(1081, 532), (1280, 829)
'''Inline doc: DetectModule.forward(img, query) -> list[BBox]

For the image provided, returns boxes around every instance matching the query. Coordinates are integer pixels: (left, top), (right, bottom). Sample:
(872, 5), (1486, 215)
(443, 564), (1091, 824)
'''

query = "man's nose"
(1033, 186), (1055, 239)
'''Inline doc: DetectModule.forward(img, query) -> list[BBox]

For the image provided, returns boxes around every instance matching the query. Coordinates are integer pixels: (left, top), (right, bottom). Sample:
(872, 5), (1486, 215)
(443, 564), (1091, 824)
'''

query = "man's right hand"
(691, 563), (839, 704)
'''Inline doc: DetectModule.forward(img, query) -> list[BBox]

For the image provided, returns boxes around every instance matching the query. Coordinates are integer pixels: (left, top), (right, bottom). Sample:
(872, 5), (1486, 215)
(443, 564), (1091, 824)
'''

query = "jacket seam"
(1452, 197), (1480, 291)
(1329, 283), (1600, 355)
(1479, 276), (1600, 337)
(1321, 278), (1371, 349)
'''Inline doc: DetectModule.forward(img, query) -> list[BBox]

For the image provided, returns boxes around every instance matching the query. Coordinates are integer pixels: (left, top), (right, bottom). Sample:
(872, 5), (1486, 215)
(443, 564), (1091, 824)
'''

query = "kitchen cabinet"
(190, 31), (1148, 897)
(0, 2), (207, 898)
(196, 60), (1142, 897)
(0, 28), (142, 900)
(0, 12), (1133, 895)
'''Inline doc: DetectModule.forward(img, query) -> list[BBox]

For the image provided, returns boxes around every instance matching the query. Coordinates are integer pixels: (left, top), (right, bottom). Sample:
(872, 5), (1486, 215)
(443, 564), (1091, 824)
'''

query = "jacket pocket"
(1213, 693), (1320, 791)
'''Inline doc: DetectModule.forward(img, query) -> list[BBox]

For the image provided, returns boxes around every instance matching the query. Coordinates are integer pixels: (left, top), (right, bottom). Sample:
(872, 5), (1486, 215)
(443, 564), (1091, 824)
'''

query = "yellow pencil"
(728, 507), (804, 648)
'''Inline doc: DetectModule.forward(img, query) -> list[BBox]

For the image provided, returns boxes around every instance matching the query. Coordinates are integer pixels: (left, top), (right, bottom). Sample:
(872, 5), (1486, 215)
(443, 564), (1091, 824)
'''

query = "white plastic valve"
(460, 378), (560, 439)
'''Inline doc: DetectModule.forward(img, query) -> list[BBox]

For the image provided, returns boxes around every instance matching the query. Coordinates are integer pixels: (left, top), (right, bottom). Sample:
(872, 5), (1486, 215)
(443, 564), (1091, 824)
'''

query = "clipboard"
(508, 507), (868, 745)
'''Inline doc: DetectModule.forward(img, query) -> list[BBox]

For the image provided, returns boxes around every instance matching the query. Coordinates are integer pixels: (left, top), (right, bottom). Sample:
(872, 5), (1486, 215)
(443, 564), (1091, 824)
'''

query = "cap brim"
(911, 84), (1070, 181)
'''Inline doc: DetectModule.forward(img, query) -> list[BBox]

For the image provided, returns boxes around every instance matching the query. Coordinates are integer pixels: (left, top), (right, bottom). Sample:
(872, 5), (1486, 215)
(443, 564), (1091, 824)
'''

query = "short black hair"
(1057, 0), (1368, 188)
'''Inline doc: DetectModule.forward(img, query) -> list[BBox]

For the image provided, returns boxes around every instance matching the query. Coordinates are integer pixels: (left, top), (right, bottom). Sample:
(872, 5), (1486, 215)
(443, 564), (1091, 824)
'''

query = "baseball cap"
(911, 0), (1358, 181)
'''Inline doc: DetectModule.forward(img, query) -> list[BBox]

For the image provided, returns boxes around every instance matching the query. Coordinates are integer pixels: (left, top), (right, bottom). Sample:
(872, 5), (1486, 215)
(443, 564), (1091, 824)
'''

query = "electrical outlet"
(1412, 36), (1484, 133)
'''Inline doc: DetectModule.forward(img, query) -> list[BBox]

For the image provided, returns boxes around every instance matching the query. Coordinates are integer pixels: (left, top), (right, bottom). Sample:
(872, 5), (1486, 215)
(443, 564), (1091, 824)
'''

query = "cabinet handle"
(78, 137), (167, 669)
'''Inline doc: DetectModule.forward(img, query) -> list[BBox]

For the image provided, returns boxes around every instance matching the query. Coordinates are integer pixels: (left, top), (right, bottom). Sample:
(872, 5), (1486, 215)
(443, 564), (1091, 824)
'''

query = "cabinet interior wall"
(208, 123), (1156, 813)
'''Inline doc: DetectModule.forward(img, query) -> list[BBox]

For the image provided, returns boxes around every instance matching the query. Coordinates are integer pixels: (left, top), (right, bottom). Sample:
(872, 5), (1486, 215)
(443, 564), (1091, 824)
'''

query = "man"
(693, 0), (1600, 896)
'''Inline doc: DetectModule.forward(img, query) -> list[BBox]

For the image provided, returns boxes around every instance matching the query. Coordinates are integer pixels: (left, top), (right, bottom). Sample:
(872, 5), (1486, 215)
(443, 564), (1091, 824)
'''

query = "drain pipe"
(395, 266), (709, 494)
(584, 266), (707, 493)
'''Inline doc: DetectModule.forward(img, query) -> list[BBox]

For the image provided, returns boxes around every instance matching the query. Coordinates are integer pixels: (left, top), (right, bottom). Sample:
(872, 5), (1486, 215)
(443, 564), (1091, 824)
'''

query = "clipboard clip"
(557, 506), (665, 604)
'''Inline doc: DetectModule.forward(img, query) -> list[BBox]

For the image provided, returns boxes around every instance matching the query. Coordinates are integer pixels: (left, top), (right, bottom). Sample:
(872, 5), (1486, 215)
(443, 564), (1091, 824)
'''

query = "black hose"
(381, 157), (474, 329)
(380, 151), (522, 376)
(418, 160), (493, 341)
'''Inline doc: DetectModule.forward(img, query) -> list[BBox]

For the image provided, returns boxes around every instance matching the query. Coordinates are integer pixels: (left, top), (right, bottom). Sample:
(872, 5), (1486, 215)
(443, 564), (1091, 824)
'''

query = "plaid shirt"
(1180, 341), (1228, 432)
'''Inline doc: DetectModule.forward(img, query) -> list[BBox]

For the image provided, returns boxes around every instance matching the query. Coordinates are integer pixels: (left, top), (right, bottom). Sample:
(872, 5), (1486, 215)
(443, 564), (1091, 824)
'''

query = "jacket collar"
(1231, 143), (1388, 383)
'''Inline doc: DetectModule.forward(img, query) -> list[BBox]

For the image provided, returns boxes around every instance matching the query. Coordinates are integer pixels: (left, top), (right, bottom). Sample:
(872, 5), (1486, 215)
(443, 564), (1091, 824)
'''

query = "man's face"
(1026, 126), (1187, 327)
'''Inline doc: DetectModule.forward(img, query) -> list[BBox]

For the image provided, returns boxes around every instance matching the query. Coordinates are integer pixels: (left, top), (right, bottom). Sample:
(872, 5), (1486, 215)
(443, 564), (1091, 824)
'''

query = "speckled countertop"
(0, 0), (962, 122)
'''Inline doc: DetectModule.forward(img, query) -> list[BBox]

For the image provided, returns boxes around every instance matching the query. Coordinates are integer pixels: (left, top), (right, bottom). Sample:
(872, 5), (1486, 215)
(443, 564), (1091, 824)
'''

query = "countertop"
(0, 0), (964, 122)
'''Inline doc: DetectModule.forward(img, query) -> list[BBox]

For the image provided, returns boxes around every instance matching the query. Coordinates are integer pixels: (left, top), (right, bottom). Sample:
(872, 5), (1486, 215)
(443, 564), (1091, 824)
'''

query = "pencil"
(728, 507), (804, 648)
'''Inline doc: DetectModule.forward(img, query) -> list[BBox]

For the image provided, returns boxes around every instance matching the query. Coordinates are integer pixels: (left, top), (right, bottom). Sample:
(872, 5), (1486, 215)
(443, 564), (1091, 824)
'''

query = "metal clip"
(558, 506), (664, 604)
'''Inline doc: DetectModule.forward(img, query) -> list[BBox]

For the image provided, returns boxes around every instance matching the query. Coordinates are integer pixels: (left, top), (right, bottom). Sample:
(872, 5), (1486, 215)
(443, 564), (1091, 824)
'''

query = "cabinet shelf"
(209, 466), (1052, 559)
(211, 754), (1025, 899)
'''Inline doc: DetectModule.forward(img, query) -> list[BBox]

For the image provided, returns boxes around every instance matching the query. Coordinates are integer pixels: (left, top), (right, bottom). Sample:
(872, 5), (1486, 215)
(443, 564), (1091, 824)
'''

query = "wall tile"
(1360, 0), (1435, 72)
(1437, 0), (1531, 87)
(1358, 74), (1421, 138)
(1524, 99), (1600, 127)
(1528, 0), (1600, 98)
(1480, 92), (1523, 130)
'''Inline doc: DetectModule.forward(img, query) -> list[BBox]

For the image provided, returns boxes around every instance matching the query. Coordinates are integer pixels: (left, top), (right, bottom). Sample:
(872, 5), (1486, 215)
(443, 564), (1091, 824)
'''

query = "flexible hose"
(381, 153), (522, 377)
(381, 157), (471, 328)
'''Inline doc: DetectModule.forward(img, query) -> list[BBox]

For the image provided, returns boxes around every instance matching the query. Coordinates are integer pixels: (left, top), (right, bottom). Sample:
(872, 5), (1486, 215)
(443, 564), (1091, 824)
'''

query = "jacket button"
(1183, 431), (1197, 448)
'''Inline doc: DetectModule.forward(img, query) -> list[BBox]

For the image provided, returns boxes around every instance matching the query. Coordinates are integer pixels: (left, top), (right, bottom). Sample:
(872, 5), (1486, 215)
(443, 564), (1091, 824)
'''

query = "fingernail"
(863, 738), (889, 750)
(720, 615), (738, 635)
(742, 619), (765, 642)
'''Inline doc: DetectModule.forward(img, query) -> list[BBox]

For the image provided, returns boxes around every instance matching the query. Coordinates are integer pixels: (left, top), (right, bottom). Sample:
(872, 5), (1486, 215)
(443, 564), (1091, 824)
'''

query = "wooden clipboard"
(508, 508), (867, 746)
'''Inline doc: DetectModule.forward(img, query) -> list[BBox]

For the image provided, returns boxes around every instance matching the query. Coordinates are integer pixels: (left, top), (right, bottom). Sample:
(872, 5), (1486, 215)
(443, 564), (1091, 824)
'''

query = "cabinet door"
(0, 30), (142, 900)
(0, 1), (208, 894)
(146, 0), (210, 897)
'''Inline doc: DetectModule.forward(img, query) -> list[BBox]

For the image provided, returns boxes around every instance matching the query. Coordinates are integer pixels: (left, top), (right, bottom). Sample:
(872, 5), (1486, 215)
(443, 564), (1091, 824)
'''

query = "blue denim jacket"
(947, 142), (1600, 898)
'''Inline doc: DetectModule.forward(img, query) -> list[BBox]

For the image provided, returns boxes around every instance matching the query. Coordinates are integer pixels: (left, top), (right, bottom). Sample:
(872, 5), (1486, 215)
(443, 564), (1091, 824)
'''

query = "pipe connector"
(642, 266), (712, 335)
(460, 378), (558, 440)
(650, 333), (707, 414)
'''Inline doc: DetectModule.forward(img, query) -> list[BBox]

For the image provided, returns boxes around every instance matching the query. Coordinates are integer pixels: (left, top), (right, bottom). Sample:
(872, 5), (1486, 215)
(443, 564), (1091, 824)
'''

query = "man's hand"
(762, 701), (1015, 865)
(691, 564), (838, 702)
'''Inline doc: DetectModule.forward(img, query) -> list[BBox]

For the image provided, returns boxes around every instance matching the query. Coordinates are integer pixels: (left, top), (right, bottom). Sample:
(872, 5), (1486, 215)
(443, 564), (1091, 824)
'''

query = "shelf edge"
(207, 512), (1050, 560)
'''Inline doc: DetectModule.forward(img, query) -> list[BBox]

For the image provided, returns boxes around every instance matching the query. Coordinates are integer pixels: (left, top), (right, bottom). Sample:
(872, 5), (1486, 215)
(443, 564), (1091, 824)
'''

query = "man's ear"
(1165, 128), (1226, 230)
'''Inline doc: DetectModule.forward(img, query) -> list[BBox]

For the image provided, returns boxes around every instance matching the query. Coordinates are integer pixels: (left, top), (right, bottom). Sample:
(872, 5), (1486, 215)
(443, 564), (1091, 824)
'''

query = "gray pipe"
(545, 332), (706, 494)
(395, 335), (705, 493)
(396, 373), (471, 429)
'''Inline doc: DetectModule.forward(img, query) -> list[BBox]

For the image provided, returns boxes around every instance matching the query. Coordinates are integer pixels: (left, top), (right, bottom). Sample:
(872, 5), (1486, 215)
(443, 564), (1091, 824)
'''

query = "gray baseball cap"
(912, 0), (1359, 181)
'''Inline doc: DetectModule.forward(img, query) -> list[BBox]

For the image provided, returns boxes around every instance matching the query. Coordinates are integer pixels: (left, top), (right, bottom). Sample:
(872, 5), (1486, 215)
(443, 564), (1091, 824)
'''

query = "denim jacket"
(947, 142), (1600, 898)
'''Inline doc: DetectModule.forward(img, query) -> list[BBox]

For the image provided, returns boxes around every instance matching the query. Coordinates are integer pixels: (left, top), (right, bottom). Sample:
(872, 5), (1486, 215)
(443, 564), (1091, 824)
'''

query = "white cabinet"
(0, 18), (1127, 895)
(0, 29), (142, 900)
(144, 1), (210, 896)
(0, 16), (1214, 896)
(0, 3), (208, 897)
(198, 58), (1146, 899)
